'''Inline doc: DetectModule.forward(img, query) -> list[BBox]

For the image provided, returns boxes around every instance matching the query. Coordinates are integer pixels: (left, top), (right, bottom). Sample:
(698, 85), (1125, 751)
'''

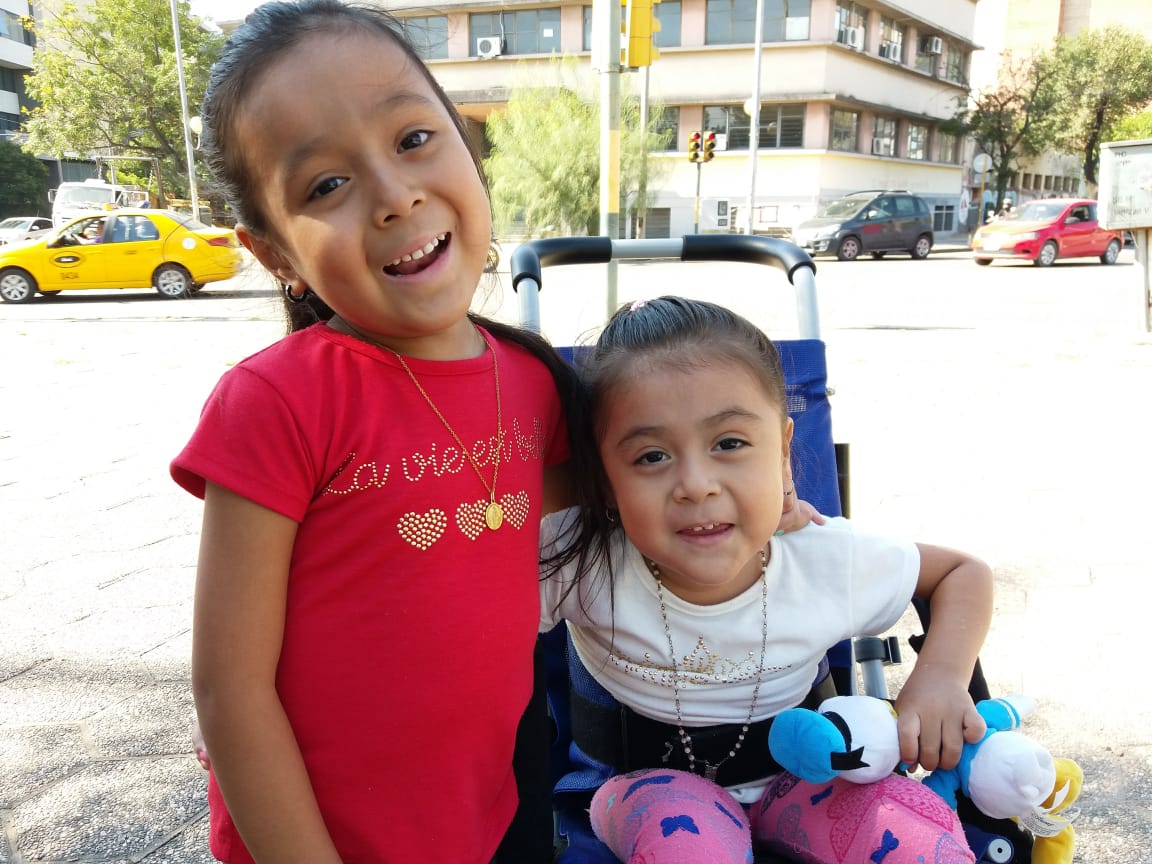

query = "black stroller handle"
(508, 235), (821, 339)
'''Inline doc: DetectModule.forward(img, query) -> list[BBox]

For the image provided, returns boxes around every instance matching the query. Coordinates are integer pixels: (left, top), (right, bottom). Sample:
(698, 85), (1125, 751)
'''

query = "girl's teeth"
(390, 234), (445, 267)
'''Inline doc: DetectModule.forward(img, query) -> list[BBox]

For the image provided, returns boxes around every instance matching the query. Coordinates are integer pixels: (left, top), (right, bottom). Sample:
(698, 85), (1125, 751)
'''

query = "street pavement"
(1, 242), (1149, 862)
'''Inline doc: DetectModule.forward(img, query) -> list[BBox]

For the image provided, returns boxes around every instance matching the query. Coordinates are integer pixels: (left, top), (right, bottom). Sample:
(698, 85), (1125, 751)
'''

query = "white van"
(49, 179), (151, 227)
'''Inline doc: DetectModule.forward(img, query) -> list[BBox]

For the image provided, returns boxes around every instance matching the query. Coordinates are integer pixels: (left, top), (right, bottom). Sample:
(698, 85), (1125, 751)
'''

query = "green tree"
(946, 51), (1056, 213)
(1044, 26), (1152, 187)
(484, 59), (671, 237)
(21, 0), (223, 199)
(1112, 107), (1152, 142)
(0, 139), (49, 216)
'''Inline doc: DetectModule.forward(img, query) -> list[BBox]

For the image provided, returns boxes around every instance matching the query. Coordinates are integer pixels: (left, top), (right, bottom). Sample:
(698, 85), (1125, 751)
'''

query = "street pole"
(595, 0), (622, 317)
(636, 64), (650, 239)
(169, 0), (201, 223)
(744, 0), (765, 235)
(693, 162), (701, 233)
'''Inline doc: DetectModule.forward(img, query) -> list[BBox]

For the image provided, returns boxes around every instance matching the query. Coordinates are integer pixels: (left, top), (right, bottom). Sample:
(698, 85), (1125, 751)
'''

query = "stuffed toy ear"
(768, 696), (900, 785)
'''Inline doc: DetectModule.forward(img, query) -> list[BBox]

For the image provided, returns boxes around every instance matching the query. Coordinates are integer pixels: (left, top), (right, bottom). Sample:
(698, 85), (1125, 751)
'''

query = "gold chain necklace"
(344, 322), (506, 531)
(648, 549), (769, 782)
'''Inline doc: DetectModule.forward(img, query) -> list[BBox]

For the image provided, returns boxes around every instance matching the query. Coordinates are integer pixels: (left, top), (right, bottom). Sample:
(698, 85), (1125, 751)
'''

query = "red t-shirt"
(172, 324), (568, 863)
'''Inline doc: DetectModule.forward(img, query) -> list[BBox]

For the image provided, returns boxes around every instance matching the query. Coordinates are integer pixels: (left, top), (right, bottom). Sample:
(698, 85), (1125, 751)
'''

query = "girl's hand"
(777, 484), (826, 534)
(893, 674), (986, 772)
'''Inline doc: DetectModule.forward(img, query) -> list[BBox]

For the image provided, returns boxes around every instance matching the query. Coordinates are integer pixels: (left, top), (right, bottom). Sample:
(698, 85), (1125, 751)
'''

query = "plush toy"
(768, 695), (1082, 864)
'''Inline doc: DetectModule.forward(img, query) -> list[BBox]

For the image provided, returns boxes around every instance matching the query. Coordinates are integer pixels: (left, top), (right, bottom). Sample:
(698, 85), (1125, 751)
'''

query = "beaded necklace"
(648, 549), (769, 782)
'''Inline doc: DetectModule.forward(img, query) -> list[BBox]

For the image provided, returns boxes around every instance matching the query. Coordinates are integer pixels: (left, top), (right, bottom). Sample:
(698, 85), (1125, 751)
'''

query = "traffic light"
(621, 0), (660, 68)
(702, 131), (716, 162)
(688, 130), (702, 163)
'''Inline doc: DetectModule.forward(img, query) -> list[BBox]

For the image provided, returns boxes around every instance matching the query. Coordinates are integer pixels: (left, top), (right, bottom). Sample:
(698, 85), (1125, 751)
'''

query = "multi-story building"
(393, 0), (978, 238)
(0, 0), (33, 137)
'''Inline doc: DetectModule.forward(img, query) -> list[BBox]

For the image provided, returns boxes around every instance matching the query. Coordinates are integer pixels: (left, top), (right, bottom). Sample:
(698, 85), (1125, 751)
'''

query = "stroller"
(500, 235), (1010, 864)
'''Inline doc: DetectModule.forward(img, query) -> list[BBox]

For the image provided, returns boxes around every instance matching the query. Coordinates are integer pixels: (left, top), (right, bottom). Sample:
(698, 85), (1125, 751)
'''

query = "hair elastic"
(629, 299), (648, 313)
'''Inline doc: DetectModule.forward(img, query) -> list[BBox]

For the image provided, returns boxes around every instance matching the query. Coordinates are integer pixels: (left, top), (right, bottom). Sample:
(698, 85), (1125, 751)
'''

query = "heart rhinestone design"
(499, 491), (530, 529)
(397, 509), (447, 550)
(455, 500), (489, 540)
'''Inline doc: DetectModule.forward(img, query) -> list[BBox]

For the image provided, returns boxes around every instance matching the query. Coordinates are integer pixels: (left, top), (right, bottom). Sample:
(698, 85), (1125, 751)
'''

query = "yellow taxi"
(0, 208), (245, 303)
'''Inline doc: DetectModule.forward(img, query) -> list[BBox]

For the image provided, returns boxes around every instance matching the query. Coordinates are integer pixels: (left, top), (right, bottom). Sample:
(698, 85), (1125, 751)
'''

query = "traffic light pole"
(693, 161), (702, 233)
(594, 0), (622, 317)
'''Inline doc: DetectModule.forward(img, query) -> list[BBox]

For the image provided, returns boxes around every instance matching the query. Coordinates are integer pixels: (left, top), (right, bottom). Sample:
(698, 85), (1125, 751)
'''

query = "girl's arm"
(193, 483), (343, 864)
(893, 543), (993, 773)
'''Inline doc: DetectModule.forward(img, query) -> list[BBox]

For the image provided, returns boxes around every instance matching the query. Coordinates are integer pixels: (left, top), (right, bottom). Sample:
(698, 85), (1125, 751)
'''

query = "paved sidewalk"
(1, 254), (1148, 863)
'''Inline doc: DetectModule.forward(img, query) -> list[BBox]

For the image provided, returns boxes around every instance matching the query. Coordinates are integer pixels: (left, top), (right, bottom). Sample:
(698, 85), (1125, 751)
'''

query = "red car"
(971, 198), (1123, 267)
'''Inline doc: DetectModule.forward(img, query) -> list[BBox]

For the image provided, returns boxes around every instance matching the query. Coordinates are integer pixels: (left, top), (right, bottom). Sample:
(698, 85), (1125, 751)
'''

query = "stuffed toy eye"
(985, 837), (1014, 863)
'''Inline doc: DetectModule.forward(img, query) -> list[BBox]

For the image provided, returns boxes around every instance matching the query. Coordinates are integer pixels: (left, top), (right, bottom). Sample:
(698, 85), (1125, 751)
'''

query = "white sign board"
(1098, 138), (1152, 230)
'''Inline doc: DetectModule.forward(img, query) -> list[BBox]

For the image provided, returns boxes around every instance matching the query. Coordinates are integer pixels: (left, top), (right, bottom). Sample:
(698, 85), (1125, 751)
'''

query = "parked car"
(0, 216), (54, 246)
(0, 208), (244, 303)
(970, 198), (1123, 267)
(791, 190), (934, 261)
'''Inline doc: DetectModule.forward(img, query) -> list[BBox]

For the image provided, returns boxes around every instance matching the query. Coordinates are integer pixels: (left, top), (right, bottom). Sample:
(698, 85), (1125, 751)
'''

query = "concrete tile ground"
(2, 246), (1148, 862)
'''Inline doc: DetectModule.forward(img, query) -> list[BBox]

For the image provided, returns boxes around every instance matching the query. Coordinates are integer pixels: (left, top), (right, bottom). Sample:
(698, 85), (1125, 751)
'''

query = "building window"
(937, 131), (958, 163)
(834, 2), (867, 49)
(830, 109), (858, 152)
(471, 8), (561, 56)
(656, 0), (682, 46)
(650, 106), (680, 151)
(704, 103), (804, 150)
(400, 16), (449, 60)
(765, 0), (810, 41)
(0, 66), (19, 92)
(907, 123), (928, 160)
(933, 204), (955, 232)
(706, 0), (809, 45)
(878, 17), (904, 62)
(0, 111), (20, 133)
(583, 6), (592, 51)
(872, 116), (897, 156)
(943, 40), (965, 83)
(0, 9), (31, 46)
(915, 34), (940, 74)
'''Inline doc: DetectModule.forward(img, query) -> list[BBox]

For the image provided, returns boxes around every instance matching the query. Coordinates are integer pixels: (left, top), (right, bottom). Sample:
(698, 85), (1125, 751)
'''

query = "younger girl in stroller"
(540, 296), (994, 863)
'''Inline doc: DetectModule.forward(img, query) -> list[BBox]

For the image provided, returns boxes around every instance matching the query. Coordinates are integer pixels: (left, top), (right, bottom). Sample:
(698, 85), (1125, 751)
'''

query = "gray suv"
(792, 191), (934, 261)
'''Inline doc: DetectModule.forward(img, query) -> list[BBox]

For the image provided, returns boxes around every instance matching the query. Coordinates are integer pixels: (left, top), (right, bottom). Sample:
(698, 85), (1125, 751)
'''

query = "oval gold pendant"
(485, 502), (504, 531)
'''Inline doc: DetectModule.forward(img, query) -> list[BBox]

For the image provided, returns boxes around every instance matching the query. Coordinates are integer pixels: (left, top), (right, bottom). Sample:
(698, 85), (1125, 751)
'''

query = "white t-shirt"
(540, 512), (919, 727)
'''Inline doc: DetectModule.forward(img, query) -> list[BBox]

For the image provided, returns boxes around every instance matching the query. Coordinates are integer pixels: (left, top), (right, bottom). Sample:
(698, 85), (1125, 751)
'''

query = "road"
(1, 247), (1149, 862)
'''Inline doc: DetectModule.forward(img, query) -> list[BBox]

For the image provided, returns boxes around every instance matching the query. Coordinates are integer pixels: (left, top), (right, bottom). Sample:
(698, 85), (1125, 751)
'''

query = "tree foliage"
(484, 59), (671, 237)
(1044, 26), (1152, 186)
(21, 0), (223, 199)
(946, 52), (1056, 212)
(1111, 107), (1152, 143)
(0, 139), (49, 216)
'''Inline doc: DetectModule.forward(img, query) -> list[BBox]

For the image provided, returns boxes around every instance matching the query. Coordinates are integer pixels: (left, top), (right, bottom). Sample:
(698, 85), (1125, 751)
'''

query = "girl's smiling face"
(234, 31), (493, 359)
(597, 358), (793, 606)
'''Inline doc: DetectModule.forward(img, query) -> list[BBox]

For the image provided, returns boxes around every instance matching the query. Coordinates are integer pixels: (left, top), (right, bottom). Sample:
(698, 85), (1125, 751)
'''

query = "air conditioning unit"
(476, 36), (503, 58)
(839, 25), (863, 50)
(879, 42), (900, 61)
(919, 35), (943, 55)
(872, 138), (894, 156)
